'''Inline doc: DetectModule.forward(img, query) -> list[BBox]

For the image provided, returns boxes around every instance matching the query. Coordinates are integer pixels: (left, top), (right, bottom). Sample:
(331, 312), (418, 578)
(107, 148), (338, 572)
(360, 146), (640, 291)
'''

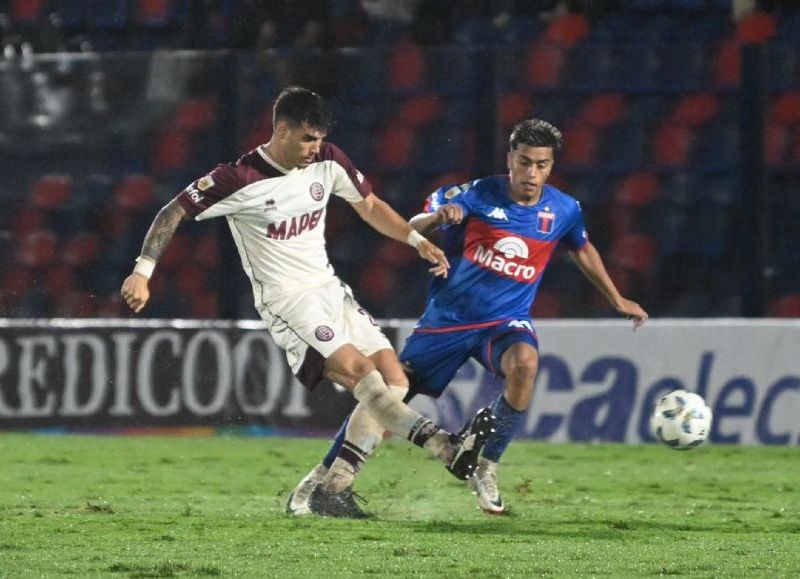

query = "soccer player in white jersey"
(120, 86), (495, 518)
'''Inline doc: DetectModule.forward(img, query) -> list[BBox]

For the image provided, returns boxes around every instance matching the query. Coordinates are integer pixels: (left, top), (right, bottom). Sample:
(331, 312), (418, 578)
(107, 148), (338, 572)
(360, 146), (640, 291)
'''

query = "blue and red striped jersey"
(417, 175), (588, 328)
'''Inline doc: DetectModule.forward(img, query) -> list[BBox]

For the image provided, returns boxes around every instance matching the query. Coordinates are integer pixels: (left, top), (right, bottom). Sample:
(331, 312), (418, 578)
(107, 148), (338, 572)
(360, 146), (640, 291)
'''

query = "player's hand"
(120, 273), (151, 313)
(435, 204), (464, 225)
(615, 298), (648, 330)
(417, 238), (450, 278)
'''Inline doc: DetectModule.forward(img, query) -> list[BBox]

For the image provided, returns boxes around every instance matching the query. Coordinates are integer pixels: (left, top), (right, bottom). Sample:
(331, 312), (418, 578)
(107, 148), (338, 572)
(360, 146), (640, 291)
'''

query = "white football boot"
(468, 457), (506, 514)
(286, 463), (328, 516)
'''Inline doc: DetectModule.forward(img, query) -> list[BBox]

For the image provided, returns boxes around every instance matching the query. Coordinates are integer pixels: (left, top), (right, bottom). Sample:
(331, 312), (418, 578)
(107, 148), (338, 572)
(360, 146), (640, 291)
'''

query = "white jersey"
(178, 142), (371, 309)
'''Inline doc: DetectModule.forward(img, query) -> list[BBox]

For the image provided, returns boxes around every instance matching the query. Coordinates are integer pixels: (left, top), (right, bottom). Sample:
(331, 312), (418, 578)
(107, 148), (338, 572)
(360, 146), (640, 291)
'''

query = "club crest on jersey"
(315, 325), (335, 342)
(197, 175), (215, 191)
(537, 210), (555, 234)
(309, 182), (325, 201)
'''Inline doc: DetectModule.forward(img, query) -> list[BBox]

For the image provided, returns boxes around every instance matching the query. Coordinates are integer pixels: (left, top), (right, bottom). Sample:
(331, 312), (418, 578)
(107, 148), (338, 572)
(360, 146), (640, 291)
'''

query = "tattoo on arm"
(140, 198), (187, 262)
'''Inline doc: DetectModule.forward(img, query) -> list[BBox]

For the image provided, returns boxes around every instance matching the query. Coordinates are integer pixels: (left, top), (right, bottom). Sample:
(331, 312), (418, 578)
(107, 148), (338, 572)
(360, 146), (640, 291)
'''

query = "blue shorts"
(399, 319), (539, 399)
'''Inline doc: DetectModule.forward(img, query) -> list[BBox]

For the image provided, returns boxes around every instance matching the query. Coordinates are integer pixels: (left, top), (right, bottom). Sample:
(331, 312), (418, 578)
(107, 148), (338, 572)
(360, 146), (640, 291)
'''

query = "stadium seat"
(173, 97), (217, 131)
(135, 0), (180, 27)
(12, 0), (43, 22)
(613, 172), (660, 208)
(530, 290), (561, 318)
(543, 12), (590, 49)
(374, 122), (416, 170)
(561, 124), (599, 169)
(670, 93), (720, 127)
(397, 95), (444, 129)
(767, 293), (800, 317)
(498, 92), (534, 129)
(525, 41), (566, 89)
(765, 124), (790, 168)
(711, 36), (740, 89)
(152, 128), (190, 172)
(63, 232), (102, 267)
(16, 229), (59, 268)
(388, 39), (426, 95)
(769, 91), (800, 126)
(31, 175), (73, 209)
(610, 232), (657, 273)
(115, 174), (156, 210)
(579, 93), (627, 128)
(652, 124), (694, 168)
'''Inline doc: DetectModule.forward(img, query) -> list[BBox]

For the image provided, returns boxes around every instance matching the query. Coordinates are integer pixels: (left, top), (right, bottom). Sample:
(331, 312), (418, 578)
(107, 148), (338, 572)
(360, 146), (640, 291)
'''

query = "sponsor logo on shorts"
(315, 325), (335, 342)
(309, 182), (325, 201)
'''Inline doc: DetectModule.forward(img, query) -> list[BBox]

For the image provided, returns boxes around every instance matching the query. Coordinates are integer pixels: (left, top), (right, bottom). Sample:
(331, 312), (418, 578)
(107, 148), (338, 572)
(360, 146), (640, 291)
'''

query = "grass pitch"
(1, 434), (798, 578)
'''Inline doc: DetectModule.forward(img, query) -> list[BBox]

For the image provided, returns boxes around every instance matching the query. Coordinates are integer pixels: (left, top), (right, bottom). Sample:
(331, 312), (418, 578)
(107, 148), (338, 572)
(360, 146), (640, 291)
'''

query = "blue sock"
(322, 415), (351, 469)
(482, 394), (526, 462)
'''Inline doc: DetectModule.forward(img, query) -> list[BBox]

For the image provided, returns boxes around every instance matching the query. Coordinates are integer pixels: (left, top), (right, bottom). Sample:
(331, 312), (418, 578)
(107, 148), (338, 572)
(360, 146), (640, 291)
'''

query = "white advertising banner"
(0, 319), (798, 445)
(406, 319), (800, 446)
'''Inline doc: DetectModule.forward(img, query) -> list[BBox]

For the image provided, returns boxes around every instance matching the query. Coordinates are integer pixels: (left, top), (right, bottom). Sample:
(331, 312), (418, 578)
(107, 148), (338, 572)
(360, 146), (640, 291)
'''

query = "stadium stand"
(0, 1), (798, 318)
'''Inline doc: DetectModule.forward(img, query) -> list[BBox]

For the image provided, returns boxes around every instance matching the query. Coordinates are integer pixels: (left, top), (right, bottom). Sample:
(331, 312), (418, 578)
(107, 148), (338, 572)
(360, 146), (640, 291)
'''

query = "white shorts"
(258, 278), (392, 388)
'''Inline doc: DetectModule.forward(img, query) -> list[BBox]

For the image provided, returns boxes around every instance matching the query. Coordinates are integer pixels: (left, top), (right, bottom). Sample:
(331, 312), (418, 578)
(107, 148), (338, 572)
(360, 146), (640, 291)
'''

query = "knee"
(503, 348), (539, 389)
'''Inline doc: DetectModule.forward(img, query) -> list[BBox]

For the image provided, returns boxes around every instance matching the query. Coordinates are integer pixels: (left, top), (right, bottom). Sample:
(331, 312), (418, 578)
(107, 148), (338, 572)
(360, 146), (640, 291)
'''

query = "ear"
(273, 120), (290, 139)
(506, 151), (513, 171)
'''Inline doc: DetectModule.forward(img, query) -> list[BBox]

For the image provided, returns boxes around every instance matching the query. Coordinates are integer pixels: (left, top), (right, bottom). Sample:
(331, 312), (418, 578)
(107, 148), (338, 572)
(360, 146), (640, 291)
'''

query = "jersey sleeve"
(422, 182), (474, 226)
(558, 198), (590, 250)
(177, 164), (245, 220)
(320, 142), (371, 202)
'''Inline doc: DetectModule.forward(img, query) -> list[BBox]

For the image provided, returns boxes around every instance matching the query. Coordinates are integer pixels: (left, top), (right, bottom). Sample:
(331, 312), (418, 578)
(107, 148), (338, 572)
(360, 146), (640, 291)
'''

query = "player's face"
(507, 145), (554, 204)
(274, 121), (326, 169)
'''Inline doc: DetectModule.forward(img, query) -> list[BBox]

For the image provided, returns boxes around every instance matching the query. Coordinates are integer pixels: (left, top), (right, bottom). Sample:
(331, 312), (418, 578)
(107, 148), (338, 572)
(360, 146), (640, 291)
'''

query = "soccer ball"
(650, 390), (712, 450)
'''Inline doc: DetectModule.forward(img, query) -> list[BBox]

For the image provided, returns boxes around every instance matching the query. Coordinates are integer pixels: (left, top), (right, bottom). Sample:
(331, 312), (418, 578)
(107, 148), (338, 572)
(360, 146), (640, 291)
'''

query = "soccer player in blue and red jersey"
(288, 119), (648, 517)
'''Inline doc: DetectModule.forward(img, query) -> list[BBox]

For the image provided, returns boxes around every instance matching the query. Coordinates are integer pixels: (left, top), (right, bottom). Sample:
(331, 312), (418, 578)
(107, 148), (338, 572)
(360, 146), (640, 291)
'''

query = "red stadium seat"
(670, 93), (720, 127)
(44, 266), (76, 297)
(769, 91), (800, 126)
(174, 97), (217, 131)
(765, 124), (789, 167)
(530, 290), (561, 318)
(358, 261), (392, 304)
(610, 233), (657, 273)
(613, 172), (660, 208)
(561, 124), (598, 167)
(543, 12), (590, 49)
(736, 11), (777, 43)
(152, 128), (189, 172)
(767, 293), (800, 317)
(397, 95), (444, 128)
(16, 229), (59, 268)
(136, 0), (171, 26)
(375, 239), (417, 267)
(32, 175), (73, 209)
(1, 264), (34, 295)
(64, 232), (102, 267)
(579, 93), (627, 128)
(115, 174), (156, 209)
(12, 0), (42, 21)
(190, 290), (219, 318)
(375, 122), (416, 169)
(652, 124), (694, 167)
(525, 41), (565, 89)
(498, 92), (533, 128)
(711, 37), (740, 88)
(10, 207), (43, 235)
(389, 39), (426, 93)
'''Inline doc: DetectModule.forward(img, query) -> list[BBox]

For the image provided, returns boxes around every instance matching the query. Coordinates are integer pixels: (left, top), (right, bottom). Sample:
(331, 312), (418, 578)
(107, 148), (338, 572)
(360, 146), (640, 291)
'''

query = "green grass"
(1, 434), (798, 578)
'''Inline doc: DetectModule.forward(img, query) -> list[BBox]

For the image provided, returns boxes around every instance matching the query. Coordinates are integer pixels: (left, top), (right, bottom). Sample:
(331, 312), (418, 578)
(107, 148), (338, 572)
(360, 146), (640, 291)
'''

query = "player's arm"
(568, 241), (649, 329)
(120, 197), (189, 313)
(352, 193), (450, 277)
(409, 203), (464, 236)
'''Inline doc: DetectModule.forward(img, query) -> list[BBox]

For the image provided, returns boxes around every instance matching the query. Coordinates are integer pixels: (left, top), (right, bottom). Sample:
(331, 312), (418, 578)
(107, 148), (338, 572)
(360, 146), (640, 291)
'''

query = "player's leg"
(471, 328), (539, 514)
(287, 349), (402, 516)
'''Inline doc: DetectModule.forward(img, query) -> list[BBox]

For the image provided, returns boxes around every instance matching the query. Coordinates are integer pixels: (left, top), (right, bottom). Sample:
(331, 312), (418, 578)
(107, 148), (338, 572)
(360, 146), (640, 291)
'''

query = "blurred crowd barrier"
(0, 35), (799, 321)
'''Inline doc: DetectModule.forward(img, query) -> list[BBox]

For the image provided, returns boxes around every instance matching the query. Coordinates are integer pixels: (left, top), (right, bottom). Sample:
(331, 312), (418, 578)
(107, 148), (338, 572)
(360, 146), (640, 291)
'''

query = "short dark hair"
(509, 119), (563, 152)
(273, 86), (334, 132)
